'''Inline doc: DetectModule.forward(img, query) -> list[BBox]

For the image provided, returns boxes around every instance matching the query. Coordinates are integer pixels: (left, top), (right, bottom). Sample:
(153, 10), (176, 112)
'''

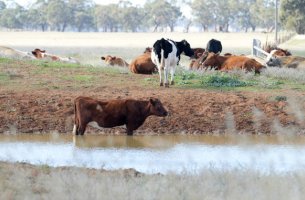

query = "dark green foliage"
(280, 0), (305, 34)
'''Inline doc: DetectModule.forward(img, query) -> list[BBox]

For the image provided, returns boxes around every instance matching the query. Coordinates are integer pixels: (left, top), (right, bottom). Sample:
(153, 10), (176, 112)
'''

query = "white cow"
(151, 38), (194, 87)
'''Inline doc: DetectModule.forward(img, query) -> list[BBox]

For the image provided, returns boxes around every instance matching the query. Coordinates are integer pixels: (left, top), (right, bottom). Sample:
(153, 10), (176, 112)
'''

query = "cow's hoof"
(170, 81), (174, 85)
(160, 83), (163, 86)
(165, 83), (169, 88)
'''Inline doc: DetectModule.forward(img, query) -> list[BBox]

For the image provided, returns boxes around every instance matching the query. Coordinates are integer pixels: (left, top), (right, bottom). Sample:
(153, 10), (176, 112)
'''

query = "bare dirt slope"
(0, 84), (301, 135)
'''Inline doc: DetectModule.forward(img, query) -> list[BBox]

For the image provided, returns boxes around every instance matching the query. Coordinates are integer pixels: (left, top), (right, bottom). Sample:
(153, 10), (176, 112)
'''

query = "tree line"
(0, 0), (304, 34)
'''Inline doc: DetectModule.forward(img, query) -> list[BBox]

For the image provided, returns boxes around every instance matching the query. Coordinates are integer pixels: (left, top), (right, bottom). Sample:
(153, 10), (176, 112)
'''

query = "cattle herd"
(1, 37), (304, 135)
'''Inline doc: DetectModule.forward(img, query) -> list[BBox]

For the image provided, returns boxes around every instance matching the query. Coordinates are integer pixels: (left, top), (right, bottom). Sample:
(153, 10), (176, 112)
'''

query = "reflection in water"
(1, 134), (305, 174)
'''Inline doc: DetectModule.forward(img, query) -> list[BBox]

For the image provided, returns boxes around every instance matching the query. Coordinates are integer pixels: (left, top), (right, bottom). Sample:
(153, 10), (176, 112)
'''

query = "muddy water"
(1, 134), (305, 174)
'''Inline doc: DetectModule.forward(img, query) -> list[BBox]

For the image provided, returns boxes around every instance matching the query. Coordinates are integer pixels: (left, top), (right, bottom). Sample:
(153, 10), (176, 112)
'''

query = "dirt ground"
(0, 83), (302, 135)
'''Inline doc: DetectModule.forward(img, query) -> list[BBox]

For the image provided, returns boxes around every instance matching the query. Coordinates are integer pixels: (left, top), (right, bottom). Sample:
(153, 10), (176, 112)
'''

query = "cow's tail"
(160, 49), (165, 70)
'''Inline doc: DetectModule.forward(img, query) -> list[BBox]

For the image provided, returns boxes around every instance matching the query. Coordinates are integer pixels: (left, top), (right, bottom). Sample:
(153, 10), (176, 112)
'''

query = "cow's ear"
(101, 57), (105, 60)
(41, 50), (46, 53)
(149, 98), (156, 106)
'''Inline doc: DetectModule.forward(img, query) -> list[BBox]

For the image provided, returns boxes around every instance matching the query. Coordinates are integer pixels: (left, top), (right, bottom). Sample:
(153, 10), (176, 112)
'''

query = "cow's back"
(129, 53), (156, 74)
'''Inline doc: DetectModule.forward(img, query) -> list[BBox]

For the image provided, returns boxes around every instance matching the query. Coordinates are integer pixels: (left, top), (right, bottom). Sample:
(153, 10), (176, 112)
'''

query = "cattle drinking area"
(1, 134), (305, 175)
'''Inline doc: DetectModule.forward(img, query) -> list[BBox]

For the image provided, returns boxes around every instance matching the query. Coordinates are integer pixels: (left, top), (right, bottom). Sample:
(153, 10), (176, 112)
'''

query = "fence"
(252, 39), (269, 60)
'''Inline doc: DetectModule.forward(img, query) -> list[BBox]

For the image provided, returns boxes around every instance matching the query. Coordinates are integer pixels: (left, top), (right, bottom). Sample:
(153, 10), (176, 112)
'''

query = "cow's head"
(266, 56), (281, 67)
(101, 55), (116, 65)
(32, 48), (46, 58)
(180, 40), (194, 58)
(144, 47), (152, 54)
(149, 98), (168, 117)
(202, 52), (220, 68)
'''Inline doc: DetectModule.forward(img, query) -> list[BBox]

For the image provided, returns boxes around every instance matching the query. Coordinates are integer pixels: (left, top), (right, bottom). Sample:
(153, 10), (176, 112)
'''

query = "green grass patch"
(0, 57), (14, 64)
(0, 73), (10, 82)
(29, 60), (81, 69)
(200, 72), (254, 87)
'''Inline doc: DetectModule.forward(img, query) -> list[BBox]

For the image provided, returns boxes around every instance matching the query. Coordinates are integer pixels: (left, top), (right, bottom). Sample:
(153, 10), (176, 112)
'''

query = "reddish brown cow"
(191, 48), (205, 59)
(73, 96), (168, 135)
(202, 52), (265, 73)
(189, 51), (210, 70)
(264, 44), (292, 56)
(101, 55), (129, 67)
(129, 49), (157, 74)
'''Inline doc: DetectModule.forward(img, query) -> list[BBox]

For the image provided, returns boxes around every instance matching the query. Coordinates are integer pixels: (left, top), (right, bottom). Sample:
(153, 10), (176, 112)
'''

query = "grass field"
(1, 31), (303, 66)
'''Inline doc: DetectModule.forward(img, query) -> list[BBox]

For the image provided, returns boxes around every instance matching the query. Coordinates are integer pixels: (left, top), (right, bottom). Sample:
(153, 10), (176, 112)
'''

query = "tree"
(0, 5), (23, 30)
(144, 0), (182, 32)
(121, 6), (144, 32)
(257, 0), (275, 32)
(95, 4), (121, 32)
(0, 1), (5, 10)
(68, 0), (95, 32)
(235, 0), (259, 32)
(191, 0), (216, 31)
(47, 0), (72, 31)
(280, 0), (305, 34)
(25, 0), (49, 31)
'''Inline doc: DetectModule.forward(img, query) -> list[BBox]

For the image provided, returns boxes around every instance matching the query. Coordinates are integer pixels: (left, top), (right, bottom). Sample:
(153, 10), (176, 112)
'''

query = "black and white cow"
(151, 38), (194, 87)
(206, 39), (222, 54)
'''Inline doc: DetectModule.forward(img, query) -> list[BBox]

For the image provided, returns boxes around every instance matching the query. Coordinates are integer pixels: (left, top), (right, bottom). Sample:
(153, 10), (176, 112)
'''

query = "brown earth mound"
(0, 87), (301, 135)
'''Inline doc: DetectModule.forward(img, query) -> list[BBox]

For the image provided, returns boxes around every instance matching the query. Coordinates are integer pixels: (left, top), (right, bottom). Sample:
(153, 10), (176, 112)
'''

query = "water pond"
(0, 134), (305, 174)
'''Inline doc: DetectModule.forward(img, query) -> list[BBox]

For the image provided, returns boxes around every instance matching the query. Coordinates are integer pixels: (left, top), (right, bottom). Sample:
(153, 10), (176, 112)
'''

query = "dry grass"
(0, 162), (304, 200)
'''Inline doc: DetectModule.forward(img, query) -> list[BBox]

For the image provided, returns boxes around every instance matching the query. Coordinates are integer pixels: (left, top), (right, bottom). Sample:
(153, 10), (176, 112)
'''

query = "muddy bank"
(0, 88), (301, 134)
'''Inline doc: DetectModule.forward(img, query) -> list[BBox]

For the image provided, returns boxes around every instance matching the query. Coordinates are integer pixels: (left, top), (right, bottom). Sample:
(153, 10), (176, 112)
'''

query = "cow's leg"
(170, 66), (176, 85)
(73, 124), (78, 135)
(158, 66), (163, 86)
(126, 124), (134, 136)
(164, 61), (170, 87)
(126, 129), (133, 136)
(77, 122), (87, 135)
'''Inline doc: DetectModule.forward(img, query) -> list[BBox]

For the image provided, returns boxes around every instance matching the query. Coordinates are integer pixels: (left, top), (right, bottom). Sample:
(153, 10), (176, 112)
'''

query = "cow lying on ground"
(202, 52), (265, 73)
(129, 48), (157, 74)
(189, 39), (223, 69)
(264, 44), (292, 56)
(32, 48), (79, 64)
(0, 46), (36, 60)
(101, 55), (129, 67)
(73, 96), (168, 135)
(266, 55), (305, 69)
(189, 52), (235, 70)
(151, 38), (194, 87)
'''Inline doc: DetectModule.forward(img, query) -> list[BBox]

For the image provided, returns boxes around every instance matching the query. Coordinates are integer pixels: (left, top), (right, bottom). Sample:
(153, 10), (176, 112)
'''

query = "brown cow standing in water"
(73, 96), (168, 135)
(202, 52), (265, 73)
